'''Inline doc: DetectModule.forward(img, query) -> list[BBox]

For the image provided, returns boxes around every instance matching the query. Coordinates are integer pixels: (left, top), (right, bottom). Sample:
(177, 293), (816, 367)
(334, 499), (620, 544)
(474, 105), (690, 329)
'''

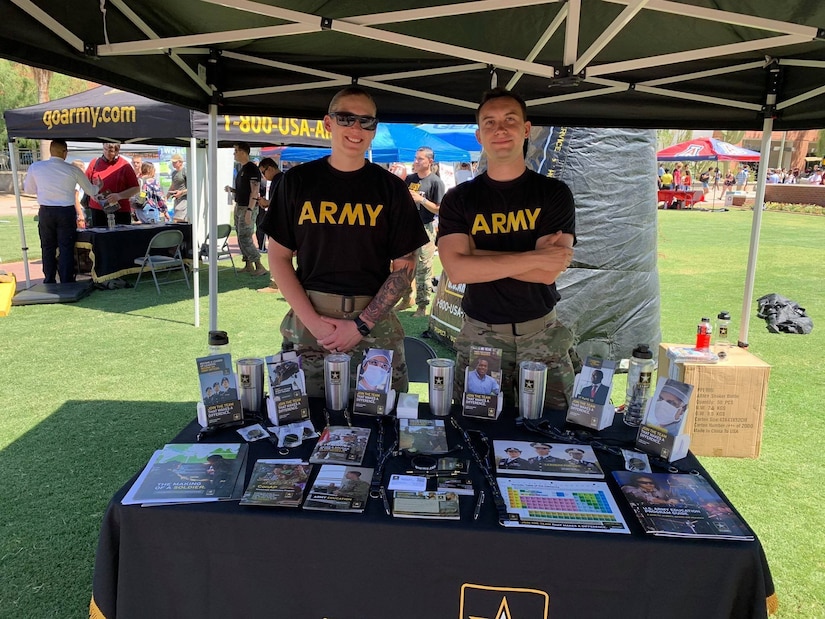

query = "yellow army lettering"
(470, 208), (540, 234)
(298, 201), (384, 226)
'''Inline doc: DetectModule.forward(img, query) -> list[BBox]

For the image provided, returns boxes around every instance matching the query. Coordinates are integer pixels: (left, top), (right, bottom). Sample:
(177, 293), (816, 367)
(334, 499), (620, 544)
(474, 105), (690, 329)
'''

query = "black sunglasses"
(329, 112), (379, 131)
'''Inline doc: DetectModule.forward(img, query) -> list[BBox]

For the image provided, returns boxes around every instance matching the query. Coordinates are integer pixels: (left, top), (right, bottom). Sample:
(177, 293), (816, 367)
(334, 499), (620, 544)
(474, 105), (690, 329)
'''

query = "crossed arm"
(438, 230), (574, 286)
(268, 241), (415, 353)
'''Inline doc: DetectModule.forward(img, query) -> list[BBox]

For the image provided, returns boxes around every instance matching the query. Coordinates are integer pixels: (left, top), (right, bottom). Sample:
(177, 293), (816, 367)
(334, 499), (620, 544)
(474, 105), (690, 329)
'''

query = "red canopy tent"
(657, 138), (761, 162)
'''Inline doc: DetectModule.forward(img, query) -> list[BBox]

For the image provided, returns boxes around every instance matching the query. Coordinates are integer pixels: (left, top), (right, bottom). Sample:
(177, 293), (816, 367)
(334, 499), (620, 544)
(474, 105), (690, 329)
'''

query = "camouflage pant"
(414, 222), (436, 308)
(280, 308), (409, 399)
(234, 206), (260, 263)
(454, 311), (575, 412)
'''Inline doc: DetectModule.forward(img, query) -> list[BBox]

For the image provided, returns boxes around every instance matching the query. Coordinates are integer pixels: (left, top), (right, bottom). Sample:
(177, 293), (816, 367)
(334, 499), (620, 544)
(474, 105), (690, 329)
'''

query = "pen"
(473, 490), (485, 520)
(380, 487), (391, 516)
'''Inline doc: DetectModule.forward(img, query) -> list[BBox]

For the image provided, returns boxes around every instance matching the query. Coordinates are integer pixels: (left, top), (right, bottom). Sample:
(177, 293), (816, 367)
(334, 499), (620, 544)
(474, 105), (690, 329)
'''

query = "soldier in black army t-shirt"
(261, 86), (427, 397)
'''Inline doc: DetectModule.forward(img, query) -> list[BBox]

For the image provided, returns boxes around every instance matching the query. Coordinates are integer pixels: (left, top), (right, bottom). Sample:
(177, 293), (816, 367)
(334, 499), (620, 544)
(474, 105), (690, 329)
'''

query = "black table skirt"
(75, 223), (192, 283)
(91, 403), (775, 619)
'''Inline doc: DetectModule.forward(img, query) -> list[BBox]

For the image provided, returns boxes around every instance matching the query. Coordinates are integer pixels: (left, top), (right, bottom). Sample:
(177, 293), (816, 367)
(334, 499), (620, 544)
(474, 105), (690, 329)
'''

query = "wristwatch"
(354, 316), (371, 336)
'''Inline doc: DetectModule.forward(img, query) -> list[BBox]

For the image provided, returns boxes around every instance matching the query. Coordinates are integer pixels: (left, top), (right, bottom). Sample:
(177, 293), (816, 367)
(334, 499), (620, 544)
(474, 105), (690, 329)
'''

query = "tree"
(31, 67), (53, 159)
(0, 60), (91, 153)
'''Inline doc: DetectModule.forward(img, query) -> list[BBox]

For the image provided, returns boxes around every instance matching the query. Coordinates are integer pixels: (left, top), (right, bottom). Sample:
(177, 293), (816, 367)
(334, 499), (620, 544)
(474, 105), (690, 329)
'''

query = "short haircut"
(416, 147), (434, 162)
(233, 141), (251, 154)
(328, 86), (376, 114)
(347, 470), (362, 477)
(258, 157), (278, 170)
(476, 87), (528, 123)
(49, 140), (68, 157)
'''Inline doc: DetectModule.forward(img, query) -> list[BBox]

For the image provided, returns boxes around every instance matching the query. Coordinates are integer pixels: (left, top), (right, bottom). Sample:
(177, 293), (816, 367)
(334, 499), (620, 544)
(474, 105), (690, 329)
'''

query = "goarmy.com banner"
(42, 105), (137, 130)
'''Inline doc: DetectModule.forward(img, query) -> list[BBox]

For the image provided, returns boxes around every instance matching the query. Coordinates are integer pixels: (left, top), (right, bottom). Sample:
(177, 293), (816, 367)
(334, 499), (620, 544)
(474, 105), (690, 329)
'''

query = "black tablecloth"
(75, 223), (192, 283)
(91, 404), (775, 619)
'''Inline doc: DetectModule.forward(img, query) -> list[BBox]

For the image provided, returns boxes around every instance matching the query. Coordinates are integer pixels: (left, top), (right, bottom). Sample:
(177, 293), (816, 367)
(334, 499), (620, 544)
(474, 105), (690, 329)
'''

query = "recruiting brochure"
(196, 354), (243, 428)
(122, 443), (248, 505)
(302, 465), (373, 513)
(462, 345), (504, 420)
(566, 357), (617, 431)
(392, 491), (461, 520)
(240, 460), (311, 507)
(493, 439), (604, 479)
(497, 477), (630, 534)
(308, 425), (371, 465)
(613, 471), (754, 540)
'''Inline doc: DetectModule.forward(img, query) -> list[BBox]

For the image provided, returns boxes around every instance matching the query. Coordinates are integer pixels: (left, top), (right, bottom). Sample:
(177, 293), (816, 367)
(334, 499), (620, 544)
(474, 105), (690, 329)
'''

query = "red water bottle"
(695, 317), (712, 351)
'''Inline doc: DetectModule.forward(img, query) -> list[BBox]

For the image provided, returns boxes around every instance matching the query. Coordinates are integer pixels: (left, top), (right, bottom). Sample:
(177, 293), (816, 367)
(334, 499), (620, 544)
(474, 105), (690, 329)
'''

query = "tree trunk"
(31, 67), (52, 160)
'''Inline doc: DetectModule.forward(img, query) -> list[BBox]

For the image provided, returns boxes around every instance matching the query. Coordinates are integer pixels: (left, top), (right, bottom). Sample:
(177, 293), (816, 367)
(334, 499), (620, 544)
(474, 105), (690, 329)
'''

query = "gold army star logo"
(434, 376), (445, 388)
(524, 379), (535, 391)
(460, 583), (549, 619)
(330, 370), (341, 382)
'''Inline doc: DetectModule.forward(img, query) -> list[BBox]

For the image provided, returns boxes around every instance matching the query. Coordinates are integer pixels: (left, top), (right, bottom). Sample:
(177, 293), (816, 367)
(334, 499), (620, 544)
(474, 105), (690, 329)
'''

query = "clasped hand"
(316, 317), (362, 353)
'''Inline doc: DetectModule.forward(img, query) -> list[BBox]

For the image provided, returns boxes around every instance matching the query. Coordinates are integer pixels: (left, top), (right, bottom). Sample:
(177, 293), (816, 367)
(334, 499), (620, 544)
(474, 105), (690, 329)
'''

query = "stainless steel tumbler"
(518, 360), (547, 420)
(428, 358), (455, 417)
(237, 357), (265, 419)
(324, 353), (351, 411)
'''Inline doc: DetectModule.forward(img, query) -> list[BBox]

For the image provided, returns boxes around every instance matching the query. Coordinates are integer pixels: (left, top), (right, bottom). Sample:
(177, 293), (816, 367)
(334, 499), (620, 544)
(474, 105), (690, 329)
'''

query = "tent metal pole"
(208, 105), (219, 332)
(738, 116), (773, 347)
(8, 139), (31, 288)
(188, 139), (200, 327)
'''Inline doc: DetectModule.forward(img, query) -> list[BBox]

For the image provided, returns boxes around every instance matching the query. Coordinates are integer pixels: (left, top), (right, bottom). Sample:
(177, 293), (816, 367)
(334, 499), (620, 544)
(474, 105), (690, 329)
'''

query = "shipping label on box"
(659, 344), (771, 458)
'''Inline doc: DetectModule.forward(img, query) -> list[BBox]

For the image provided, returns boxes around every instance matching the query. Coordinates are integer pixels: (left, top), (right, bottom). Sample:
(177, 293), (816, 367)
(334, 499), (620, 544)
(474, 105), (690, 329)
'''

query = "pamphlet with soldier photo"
(302, 465), (373, 513)
(308, 425), (371, 465)
(122, 443), (248, 505)
(240, 459), (311, 507)
(493, 439), (604, 479)
(265, 352), (310, 425)
(398, 419), (449, 454)
(196, 354), (243, 428)
(462, 345), (504, 420)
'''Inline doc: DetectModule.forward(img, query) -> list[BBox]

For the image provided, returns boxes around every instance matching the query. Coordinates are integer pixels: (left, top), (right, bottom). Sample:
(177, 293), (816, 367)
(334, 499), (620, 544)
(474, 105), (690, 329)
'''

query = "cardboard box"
(658, 343), (770, 458)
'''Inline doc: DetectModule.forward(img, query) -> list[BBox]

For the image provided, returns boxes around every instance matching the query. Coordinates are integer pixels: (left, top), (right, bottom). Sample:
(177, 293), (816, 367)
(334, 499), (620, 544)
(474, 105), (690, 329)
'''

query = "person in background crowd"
(225, 142), (267, 276)
(396, 146), (445, 318)
(721, 170), (735, 200)
(261, 86), (427, 396)
(437, 87), (575, 412)
(132, 162), (169, 223)
(24, 139), (98, 283)
(256, 156), (283, 294)
(699, 167), (711, 196)
(660, 168), (673, 189)
(130, 155), (142, 177)
(735, 165), (749, 191)
(168, 153), (188, 222)
(85, 142), (140, 226)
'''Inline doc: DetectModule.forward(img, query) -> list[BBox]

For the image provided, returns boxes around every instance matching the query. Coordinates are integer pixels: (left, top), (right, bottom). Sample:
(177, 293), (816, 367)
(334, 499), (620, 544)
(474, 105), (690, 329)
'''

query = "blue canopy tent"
(416, 124), (480, 158)
(277, 123), (473, 163)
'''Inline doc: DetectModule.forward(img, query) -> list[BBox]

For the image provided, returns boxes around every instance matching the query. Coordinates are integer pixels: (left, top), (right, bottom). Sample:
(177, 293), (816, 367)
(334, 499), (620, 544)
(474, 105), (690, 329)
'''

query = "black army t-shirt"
(437, 169), (575, 324)
(262, 158), (428, 297)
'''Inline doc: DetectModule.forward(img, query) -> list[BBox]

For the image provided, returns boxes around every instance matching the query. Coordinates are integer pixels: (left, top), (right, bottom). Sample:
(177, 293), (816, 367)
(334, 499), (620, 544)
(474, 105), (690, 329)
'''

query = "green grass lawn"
(1, 209), (823, 617)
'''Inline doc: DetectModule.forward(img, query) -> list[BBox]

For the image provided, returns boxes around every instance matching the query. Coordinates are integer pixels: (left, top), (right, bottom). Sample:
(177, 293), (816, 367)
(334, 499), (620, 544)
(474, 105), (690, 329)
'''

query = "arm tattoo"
(361, 253), (415, 324)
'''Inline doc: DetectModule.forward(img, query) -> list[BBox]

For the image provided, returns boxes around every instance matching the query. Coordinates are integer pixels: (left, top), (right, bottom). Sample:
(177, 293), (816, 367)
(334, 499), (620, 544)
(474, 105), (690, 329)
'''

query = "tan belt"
(307, 290), (372, 319)
(465, 309), (557, 337)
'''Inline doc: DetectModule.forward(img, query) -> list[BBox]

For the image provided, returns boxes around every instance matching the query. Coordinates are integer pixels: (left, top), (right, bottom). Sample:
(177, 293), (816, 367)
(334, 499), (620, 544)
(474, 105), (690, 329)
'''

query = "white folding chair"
(200, 223), (237, 275)
(133, 229), (190, 294)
